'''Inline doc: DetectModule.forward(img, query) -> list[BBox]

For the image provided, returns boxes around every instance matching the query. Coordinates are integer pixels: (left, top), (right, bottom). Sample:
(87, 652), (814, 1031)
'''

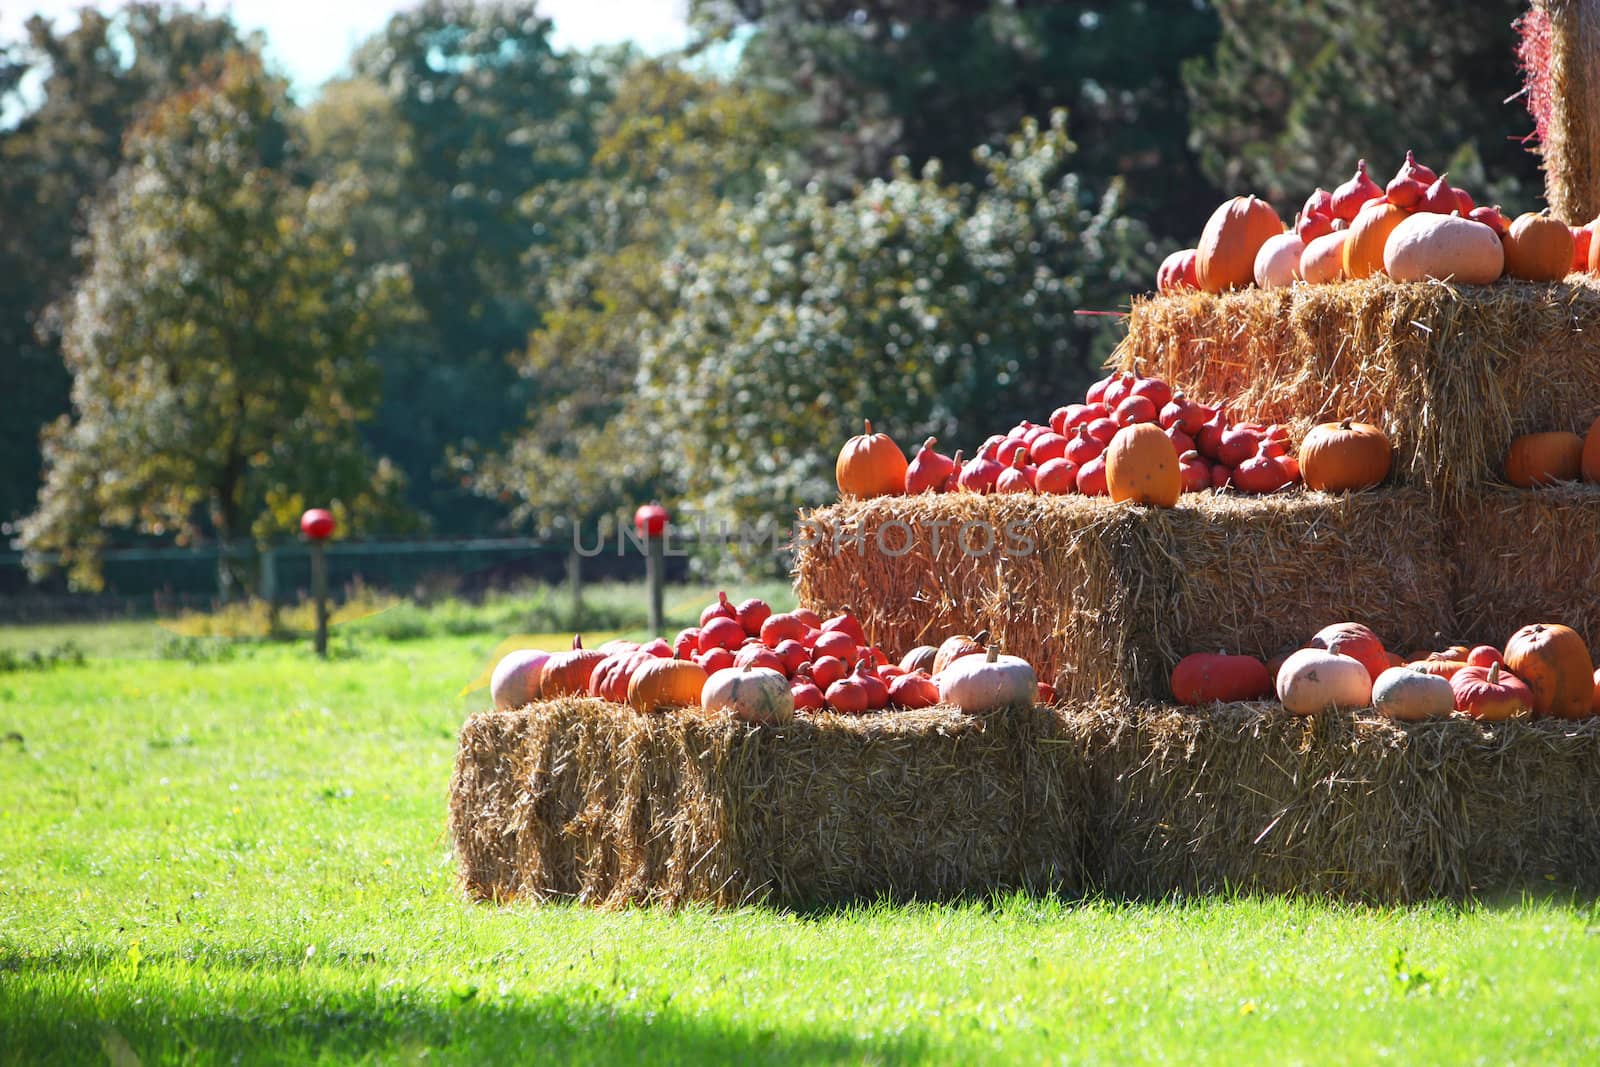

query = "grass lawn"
(5, 593), (1600, 1064)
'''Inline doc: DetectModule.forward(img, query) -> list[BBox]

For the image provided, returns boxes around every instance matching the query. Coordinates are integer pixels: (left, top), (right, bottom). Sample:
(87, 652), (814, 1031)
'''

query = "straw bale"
(1065, 703), (1600, 900)
(793, 490), (1450, 702)
(1540, 0), (1600, 224)
(1451, 483), (1600, 651)
(1117, 279), (1600, 506)
(449, 698), (1086, 908)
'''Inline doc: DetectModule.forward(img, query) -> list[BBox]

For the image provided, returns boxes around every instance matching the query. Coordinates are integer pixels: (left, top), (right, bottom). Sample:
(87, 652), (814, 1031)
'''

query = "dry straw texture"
(452, 700), (1600, 906)
(1117, 279), (1600, 506)
(450, 697), (1085, 908)
(1070, 703), (1600, 901)
(793, 491), (1450, 702)
(1452, 483), (1600, 650)
(1540, 0), (1600, 223)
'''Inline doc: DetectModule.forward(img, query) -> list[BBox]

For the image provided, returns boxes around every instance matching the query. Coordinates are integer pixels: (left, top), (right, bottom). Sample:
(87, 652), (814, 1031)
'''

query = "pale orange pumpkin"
(1504, 431), (1584, 487)
(1383, 212), (1504, 284)
(1502, 211), (1575, 282)
(626, 657), (709, 713)
(701, 665), (795, 723)
(1104, 423), (1180, 507)
(836, 419), (908, 498)
(1276, 649), (1372, 715)
(1504, 623), (1595, 719)
(1343, 200), (1409, 279)
(1196, 195), (1284, 292)
(1253, 232), (1305, 288)
(1299, 230), (1350, 284)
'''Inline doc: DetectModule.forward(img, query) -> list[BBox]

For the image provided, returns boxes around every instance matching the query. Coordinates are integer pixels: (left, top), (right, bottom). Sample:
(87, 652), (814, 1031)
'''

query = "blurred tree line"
(0, 0), (1538, 586)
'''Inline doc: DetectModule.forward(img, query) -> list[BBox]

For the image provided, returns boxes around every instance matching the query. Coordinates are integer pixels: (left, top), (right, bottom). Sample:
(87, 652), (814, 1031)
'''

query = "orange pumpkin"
(1104, 423), (1180, 507)
(1299, 420), (1392, 492)
(836, 419), (908, 498)
(1299, 230), (1350, 284)
(1503, 211), (1575, 282)
(626, 657), (709, 712)
(1504, 431), (1583, 487)
(1405, 659), (1468, 680)
(539, 635), (607, 698)
(1504, 623), (1595, 719)
(1308, 622), (1389, 683)
(932, 631), (989, 675)
(1343, 200), (1409, 279)
(1592, 667), (1600, 715)
(1582, 415), (1600, 483)
(1196, 195), (1284, 292)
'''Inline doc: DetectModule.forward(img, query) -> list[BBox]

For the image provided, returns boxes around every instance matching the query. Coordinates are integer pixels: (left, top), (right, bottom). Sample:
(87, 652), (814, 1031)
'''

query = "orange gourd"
(1504, 431), (1583, 487)
(1104, 423), (1180, 507)
(539, 635), (607, 698)
(1582, 416), (1600, 483)
(1504, 623), (1595, 719)
(1196, 196), (1284, 292)
(836, 419), (908, 498)
(1405, 659), (1468, 680)
(1502, 211), (1575, 282)
(932, 631), (989, 675)
(626, 657), (709, 713)
(1299, 420), (1392, 492)
(1343, 201), (1409, 279)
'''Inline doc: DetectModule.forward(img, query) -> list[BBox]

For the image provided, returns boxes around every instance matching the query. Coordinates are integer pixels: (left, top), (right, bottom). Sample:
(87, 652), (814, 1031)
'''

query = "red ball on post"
(633, 502), (669, 539)
(300, 508), (336, 541)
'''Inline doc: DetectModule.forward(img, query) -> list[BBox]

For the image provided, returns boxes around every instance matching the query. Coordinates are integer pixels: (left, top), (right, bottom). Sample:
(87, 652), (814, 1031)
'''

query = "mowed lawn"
(5, 610), (1600, 1064)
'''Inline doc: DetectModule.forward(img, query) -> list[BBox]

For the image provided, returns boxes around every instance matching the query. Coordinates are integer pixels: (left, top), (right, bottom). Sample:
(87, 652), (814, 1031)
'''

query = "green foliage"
(631, 111), (1151, 531)
(18, 55), (413, 591)
(0, 5), (247, 526)
(1183, 0), (1542, 210)
(0, 640), (85, 673)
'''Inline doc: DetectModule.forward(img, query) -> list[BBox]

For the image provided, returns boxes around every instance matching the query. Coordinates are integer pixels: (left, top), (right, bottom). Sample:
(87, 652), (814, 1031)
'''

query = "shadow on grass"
(0, 949), (929, 1066)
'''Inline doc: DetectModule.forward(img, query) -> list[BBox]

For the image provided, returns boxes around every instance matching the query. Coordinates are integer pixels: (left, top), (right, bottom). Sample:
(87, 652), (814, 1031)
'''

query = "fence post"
(567, 548), (583, 630)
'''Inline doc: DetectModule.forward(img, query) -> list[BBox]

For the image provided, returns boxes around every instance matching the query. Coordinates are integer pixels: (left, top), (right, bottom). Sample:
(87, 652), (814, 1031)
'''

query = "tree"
(337, 1), (607, 533)
(630, 112), (1151, 538)
(692, 0), (1221, 240)
(19, 55), (410, 593)
(0, 4), (247, 528)
(471, 56), (803, 537)
(1183, 0), (1542, 211)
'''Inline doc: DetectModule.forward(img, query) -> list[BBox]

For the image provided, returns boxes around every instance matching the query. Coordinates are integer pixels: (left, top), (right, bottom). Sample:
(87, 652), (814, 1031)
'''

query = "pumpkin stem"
(974, 629), (990, 646)
(863, 419), (873, 435)
(1488, 662), (1500, 685)
(986, 645), (999, 663)
(573, 634), (583, 649)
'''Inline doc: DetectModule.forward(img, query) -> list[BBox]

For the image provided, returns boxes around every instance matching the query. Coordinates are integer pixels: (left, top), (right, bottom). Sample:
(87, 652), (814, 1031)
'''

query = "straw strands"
(1535, 0), (1600, 223)
(1118, 279), (1600, 506)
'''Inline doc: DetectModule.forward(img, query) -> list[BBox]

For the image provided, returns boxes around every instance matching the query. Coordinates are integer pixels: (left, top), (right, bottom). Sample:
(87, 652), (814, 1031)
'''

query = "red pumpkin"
(698, 616), (747, 653)
(824, 678), (870, 714)
(736, 598), (772, 637)
(760, 612), (808, 649)
(791, 681), (825, 712)
(888, 671), (940, 709)
(1308, 623), (1388, 683)
(700, 591), (736, 626)
(1169, 653), (1273, 706)
(822, 612), (867, 646)
(588, 649), (654, 703)
(1451, 662), (1533, 721)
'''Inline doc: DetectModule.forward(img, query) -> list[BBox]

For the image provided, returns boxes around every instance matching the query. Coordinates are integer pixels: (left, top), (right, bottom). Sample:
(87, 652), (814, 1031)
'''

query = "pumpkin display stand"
(450, 698), (1600, 906)
(449, 697), (1083, 908)
(1116, 278), (1600, 504)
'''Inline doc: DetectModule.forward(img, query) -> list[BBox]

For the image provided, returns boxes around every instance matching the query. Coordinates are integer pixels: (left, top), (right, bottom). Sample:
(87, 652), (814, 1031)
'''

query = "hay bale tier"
(452, 700), (1600, 906)
(450, 698), (1085, 908)
(1117, 279), (1600, 505)
(793, 491), (1452, 702)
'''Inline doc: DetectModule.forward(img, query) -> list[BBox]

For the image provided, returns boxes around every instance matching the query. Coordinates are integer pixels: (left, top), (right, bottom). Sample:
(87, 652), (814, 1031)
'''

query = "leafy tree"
(692, 0), (1221, 239)
(471, 56), (803, 537)
(1183, 0), (1542, 211)
(0, 4), (247, 528)
(339, 1), (607, 533)
(19, 55), (411, 593)
(630, 112), (1151, 535)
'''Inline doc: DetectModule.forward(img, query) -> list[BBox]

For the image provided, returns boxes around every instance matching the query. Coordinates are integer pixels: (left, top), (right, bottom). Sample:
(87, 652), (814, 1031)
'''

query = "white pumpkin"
(1276, 648), (1372, 716)
(938, 646), (1037, 712)
(1254, 232), (1305, 288)
(1299, 230), (1350, 284)
(701, 665), (794, 724)
(1371, 666), (1454, 722)
(490, 649), (549, 710)
(1383, 212), (1504, 285)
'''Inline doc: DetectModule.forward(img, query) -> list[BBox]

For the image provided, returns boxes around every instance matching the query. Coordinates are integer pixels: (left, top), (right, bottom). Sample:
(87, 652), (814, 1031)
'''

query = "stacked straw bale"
(450, 698), (1086, 908)
(452, 700), (1600, 906)
(1116, 279), (1600, 506)
(793, 490), (1451, 702)
(1538, 0), (1600, 224)
(1451, 483), (1600, 650)
(1070, 703), (1600, 900)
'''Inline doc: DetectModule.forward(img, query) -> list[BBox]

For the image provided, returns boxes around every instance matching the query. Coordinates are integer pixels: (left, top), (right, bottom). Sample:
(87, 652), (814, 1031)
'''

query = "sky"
(2, 0), (692, 93)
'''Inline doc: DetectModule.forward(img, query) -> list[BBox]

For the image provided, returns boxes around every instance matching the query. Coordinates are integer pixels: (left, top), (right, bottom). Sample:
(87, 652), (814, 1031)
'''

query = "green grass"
(5, 603), (1600, 1064)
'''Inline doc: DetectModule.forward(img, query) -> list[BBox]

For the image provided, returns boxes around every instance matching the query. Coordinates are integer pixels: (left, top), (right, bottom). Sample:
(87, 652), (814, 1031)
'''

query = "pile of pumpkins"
(489, 594), (1041, 723)
(1504, 418), (1600, 487)
(837, 372), (1395, 505)
(1158, 150), (1589, 293)
(1173, 621), (1600, 720)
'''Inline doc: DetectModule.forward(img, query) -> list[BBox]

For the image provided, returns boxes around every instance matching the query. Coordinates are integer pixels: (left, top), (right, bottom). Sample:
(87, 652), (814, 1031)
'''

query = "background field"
(5, 588), (1600, 1065)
